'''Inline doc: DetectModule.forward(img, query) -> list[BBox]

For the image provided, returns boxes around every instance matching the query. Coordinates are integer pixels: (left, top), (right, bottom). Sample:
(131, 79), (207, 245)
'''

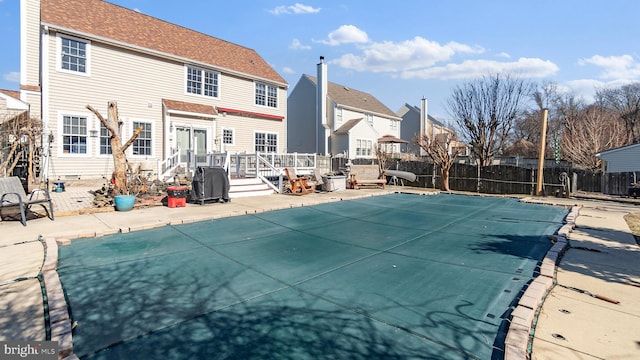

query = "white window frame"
(389, 119), (398, 131)
(254, 131), (278, 153)
(98, 121), (113, 156)
(56, 34), (91, 76)
(58, 112), (90, 157)
(185, 65), (219, 98)
(255, 82), (278, 108)
(365, 114), (374, 125)
(222, 128), (235, 146)
(355, 139), (373, 157)
(335, 106), (343, 124)
(130, 120), (154, 157)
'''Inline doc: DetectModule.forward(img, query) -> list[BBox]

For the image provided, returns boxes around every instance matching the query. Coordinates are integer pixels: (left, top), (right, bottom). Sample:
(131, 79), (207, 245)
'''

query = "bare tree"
(596, 83), (640, 144)
(0, 111), (42, 184)
(87, 101), (142, 195)
(415, 131), (463, 191)
(561, 104), (627, 171)
(447, 74), (533, 166)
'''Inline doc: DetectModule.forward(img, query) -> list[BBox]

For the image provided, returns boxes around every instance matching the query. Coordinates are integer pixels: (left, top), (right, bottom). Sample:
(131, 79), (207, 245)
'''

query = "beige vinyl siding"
(42, 31), (286, 179)
(217, 116), (286, 153)
(23, 0), (41, 90)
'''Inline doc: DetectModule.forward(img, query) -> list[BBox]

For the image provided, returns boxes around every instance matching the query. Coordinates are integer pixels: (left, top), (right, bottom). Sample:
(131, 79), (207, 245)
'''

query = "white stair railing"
(157, 148), (181, 181)
(256, 153), (284, 192)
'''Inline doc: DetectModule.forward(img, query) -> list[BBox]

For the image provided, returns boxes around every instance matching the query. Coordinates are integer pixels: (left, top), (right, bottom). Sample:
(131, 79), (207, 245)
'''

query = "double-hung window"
(62, 115), (87, 154)
(356, 139), (372, 157)
(99, 123), (112, 155)
(389, 119), (398, 131)
(255, 82), (278, 108)
(255, 132), (277, 153)
(336, 107), (343, 124)
(132, 121), (152, 156)
(186, 66), (219, 97)
(60, 36), (88, 73)
(365, 114), (374, 125)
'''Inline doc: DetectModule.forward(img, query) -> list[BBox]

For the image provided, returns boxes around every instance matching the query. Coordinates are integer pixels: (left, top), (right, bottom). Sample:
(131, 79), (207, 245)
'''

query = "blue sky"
(2, 0), (640, 121)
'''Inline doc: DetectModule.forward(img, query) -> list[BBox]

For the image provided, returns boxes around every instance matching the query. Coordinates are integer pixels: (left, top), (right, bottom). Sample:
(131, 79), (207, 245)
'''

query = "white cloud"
(332, 36), (482, 72)
(316, 25), (369, 46)
(496, 52), (511, 59)
(579, 54), (640, 80)
(269, 3), (320, 15)
(289, 38), (311, 50)
(3, 71), (19, 83)
(564, 78), (640, 102)
(400, 58), (559, 80)
(282, 66), (296, 74)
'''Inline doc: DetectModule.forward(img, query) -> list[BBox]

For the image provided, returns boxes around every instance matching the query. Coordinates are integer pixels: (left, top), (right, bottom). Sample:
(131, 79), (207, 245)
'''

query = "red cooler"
(167, 186), (187, 208)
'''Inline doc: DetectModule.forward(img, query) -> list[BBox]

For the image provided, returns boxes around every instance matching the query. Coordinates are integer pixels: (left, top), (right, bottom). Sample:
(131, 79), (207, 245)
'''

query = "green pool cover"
(57, 193), (567, 359)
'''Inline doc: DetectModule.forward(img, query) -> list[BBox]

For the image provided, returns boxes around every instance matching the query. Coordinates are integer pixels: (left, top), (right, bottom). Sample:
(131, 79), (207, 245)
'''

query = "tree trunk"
(87, 101), (142, 195)
(441, 167), (450, 191)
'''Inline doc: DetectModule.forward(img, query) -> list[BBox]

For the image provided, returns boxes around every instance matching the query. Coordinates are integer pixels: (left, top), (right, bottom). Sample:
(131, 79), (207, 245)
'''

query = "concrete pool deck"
(0, 186), (638, 359)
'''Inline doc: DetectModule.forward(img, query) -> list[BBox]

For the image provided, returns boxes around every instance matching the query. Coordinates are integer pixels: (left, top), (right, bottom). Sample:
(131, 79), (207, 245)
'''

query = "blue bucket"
(114, 195), (136, 211)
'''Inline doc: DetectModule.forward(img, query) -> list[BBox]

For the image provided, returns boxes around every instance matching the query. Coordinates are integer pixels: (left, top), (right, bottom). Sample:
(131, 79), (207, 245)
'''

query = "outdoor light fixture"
(89, 130), (99, 138)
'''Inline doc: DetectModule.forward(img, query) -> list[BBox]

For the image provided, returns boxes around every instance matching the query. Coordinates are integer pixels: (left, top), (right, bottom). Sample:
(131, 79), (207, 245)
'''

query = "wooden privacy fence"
(333, 158), (610, 195)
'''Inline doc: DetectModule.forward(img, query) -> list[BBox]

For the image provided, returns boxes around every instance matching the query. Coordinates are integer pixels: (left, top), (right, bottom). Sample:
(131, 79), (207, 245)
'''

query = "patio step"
(229, 178), (274, 198)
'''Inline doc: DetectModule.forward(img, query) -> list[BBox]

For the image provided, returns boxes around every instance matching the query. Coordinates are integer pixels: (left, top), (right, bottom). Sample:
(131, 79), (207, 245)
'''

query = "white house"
(0, 89), (29, 125)
(20, 0), (288, 181)
(596, 143), (640, 173)
(287, 57), (402, 159)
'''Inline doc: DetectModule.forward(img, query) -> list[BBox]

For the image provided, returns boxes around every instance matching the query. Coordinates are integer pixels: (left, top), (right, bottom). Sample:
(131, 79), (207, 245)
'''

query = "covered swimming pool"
(56, 193), (567, 359)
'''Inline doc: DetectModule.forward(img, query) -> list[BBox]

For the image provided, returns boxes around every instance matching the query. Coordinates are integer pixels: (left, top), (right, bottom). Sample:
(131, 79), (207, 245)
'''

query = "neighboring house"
(0, 89), (29, 124)
(397, 99), (459, 157)
(287, 57), (402, 159)
(0, 89), (31, 177)
(20, 0), (287, 181)
(596, 143), (640, 174)
(0, 89), (29, 125)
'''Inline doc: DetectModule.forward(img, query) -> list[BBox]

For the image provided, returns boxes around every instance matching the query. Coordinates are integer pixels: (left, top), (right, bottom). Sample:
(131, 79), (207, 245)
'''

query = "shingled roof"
(0, 89), (20, 100)
(304, 75), (399, 119)
(41, 0), (286, 85)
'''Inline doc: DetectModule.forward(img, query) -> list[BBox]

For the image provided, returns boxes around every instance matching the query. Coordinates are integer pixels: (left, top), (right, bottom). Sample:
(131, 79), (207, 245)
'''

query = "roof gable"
(335, 118), (363, 134)
(399, 102), (446, 127)
(41, 0), (286, 85)
(303, 75), (398, 119)
(0, 89), (29, 111)
(596, 143), (640, 158)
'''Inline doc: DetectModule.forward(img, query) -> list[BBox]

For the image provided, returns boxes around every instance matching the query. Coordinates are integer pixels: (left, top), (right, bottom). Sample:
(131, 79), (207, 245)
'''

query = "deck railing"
(158, 151), (316, 192)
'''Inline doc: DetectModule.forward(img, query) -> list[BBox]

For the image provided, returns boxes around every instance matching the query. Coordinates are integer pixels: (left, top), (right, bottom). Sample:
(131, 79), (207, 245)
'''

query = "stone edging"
(41, 237), (78, 360)
(503, 203), (580, 360)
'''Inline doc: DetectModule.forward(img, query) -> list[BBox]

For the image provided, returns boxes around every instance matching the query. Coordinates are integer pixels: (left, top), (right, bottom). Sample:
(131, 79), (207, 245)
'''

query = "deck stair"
(229, 177), (274, 198)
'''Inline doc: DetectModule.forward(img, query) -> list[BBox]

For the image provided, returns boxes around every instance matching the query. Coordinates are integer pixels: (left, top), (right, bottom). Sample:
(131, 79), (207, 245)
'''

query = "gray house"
(596, 143), (640, 173)
(397, 99), (450, 156)
(287, 57), (402, 158)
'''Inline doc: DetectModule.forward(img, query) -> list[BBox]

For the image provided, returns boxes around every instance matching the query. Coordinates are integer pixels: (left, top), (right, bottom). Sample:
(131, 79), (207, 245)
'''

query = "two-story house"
(287, 57), (402, 159)
(20, 0), (287, 181)
(397, 99), (466, 157)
